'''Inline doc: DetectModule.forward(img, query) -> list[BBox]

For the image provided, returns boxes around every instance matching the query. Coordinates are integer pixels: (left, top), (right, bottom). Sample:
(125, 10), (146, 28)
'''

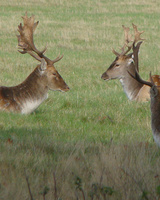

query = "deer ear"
(127, 58), (134, 65)
(40, 58), (47, 71)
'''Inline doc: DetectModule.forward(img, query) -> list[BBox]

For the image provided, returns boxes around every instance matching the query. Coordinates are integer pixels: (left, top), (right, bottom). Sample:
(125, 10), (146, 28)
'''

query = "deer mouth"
(58, 87), (70, 92)
(101, 73), (109, 80)
(62, 87), (70, 92)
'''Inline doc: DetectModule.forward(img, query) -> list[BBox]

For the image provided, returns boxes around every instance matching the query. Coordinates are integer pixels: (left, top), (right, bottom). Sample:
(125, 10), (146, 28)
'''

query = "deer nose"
(65, 85), (70, 91)
(101, 72), (109, 80)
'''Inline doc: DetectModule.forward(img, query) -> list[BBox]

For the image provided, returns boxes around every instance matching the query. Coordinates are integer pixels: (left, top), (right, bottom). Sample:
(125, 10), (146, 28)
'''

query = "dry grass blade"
(25, 175), (34, 200)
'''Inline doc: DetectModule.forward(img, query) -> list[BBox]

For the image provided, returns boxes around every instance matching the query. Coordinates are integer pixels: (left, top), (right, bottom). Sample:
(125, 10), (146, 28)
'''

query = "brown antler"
(112, 25), (133, 56)
(112, 24), (144, 58)
(17, 12), (63, 65)
(132, 23), (144, 44)
(132, 24), (145, 72)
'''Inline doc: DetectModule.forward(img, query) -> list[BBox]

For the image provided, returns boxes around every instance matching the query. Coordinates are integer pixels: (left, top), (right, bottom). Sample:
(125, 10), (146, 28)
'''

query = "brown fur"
(0, 60), (69, 114)
(0, 13), (70, 114)
(101, 24), (152, 102)
(131, 71), (160, 147)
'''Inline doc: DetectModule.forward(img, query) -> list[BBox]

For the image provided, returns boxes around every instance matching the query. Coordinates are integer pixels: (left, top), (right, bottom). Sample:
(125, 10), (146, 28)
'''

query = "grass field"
(1, 0), (160, 199)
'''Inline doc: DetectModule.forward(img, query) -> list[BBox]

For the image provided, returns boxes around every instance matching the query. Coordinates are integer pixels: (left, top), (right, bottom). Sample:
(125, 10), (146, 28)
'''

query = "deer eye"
(115, 64), (120, 67)
(53, 73), (57, 76)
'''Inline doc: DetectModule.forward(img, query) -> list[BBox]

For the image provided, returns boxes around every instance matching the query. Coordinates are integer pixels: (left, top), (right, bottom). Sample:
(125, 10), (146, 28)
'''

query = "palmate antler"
(17, 12), (63, 65)
(112, 23), (145, 71)
(132, 24), (144, 72)
(112, 25), (133, 56)
(112, 23), (145, 56)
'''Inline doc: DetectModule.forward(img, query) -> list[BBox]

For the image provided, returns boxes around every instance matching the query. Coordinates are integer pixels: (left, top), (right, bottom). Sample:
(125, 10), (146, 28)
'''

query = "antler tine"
(132, 23), (145, 44)
(112, 48), (120, 57)
(122, 25), (132, 45)
(52, 55), (63, 64)
(120, 25), (133, 56)
(112, 25), (133, 57)
(27, 51), (42, 62)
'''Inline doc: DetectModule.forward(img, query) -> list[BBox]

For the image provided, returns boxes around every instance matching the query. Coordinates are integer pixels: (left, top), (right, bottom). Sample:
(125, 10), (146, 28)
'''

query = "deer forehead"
(115, 56), (132, 65)
(119, 55), (130, 61)
(46, 66), (57, 73)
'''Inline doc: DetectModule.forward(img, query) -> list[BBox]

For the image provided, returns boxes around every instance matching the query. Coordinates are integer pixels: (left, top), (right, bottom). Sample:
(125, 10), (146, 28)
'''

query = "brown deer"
(0, 13), (69, 114)
(101, 24), (159, 102)
(129, 70), (160, 147)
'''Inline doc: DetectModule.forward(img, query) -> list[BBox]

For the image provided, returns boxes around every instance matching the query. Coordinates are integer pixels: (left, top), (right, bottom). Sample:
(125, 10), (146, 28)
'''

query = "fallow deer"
(101, 24), (158, 102)
(0, 13), (69, 114)
(129, 70), (160, 147)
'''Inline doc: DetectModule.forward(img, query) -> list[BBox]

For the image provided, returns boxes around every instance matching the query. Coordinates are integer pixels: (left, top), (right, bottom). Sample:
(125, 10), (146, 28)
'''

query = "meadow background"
(1, 0), (160, 199)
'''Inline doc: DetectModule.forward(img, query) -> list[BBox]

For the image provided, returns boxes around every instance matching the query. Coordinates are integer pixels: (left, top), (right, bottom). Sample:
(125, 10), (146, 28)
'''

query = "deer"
(101, 24), (159, 102)
(0, 13), (69, 114)
(128, 70), (160, 147)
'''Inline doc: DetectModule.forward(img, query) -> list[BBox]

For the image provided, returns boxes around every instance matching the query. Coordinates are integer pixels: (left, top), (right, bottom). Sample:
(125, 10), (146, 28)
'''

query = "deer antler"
(132, 23), (144, 44)
(128, 70), (153, 88)
(132, 24), (145, 72)
(120, 25), (133, 55)
(112, 24), (145, 58)
(17, 12), (63, 65)
(112, 25), (133, 56)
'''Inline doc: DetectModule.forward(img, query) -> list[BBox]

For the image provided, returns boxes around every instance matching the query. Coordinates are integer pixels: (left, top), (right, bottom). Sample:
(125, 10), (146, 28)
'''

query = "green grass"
(1, 0), (160, 199)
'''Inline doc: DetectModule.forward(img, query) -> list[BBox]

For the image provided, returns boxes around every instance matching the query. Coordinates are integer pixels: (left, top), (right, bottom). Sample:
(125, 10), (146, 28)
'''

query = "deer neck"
(14, 67), (49, 114)
(120, 64), (143, 101)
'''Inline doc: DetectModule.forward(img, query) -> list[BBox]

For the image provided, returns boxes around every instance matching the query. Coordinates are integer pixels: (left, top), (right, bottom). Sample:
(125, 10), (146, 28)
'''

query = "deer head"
(101, 24), (144, 81)
(17, 12), (69, 92)
(101, 24), (149, 101)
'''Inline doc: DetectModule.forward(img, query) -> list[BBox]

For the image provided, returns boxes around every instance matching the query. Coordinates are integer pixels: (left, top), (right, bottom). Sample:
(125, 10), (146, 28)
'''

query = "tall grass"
(0, 0), (160, 199)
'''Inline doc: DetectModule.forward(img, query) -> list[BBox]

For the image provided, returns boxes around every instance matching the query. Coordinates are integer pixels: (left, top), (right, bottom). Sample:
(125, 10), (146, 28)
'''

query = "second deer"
(0, 13), (69, 114)
(129, 70), (160, 147)
(101, 24), (159, 102)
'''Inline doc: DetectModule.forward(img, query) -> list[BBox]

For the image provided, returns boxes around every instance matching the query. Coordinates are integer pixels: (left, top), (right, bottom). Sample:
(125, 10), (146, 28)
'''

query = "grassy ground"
(1, 0), (160, 199)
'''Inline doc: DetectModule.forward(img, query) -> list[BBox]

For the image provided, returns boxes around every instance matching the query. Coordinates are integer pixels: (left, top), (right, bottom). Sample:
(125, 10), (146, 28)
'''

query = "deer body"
(101, 24), (151, 102)
(118, 65), (151, 102)
(149, 77), (160, 147)
(0, 62), (69, 114)
(0, 67), (48, 114)
(0, 84), (48, 114)
(129, 71), (160, 147)
(0, 13), (69, 114)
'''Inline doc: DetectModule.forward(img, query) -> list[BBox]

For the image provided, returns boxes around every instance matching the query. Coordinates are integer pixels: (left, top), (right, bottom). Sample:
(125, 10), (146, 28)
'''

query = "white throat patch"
(120, 79), (133, 100)
(21, 94), (48, 114)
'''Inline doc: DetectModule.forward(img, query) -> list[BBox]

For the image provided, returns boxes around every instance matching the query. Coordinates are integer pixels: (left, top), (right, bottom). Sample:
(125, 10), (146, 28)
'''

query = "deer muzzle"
(101, 72), (109, 80)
